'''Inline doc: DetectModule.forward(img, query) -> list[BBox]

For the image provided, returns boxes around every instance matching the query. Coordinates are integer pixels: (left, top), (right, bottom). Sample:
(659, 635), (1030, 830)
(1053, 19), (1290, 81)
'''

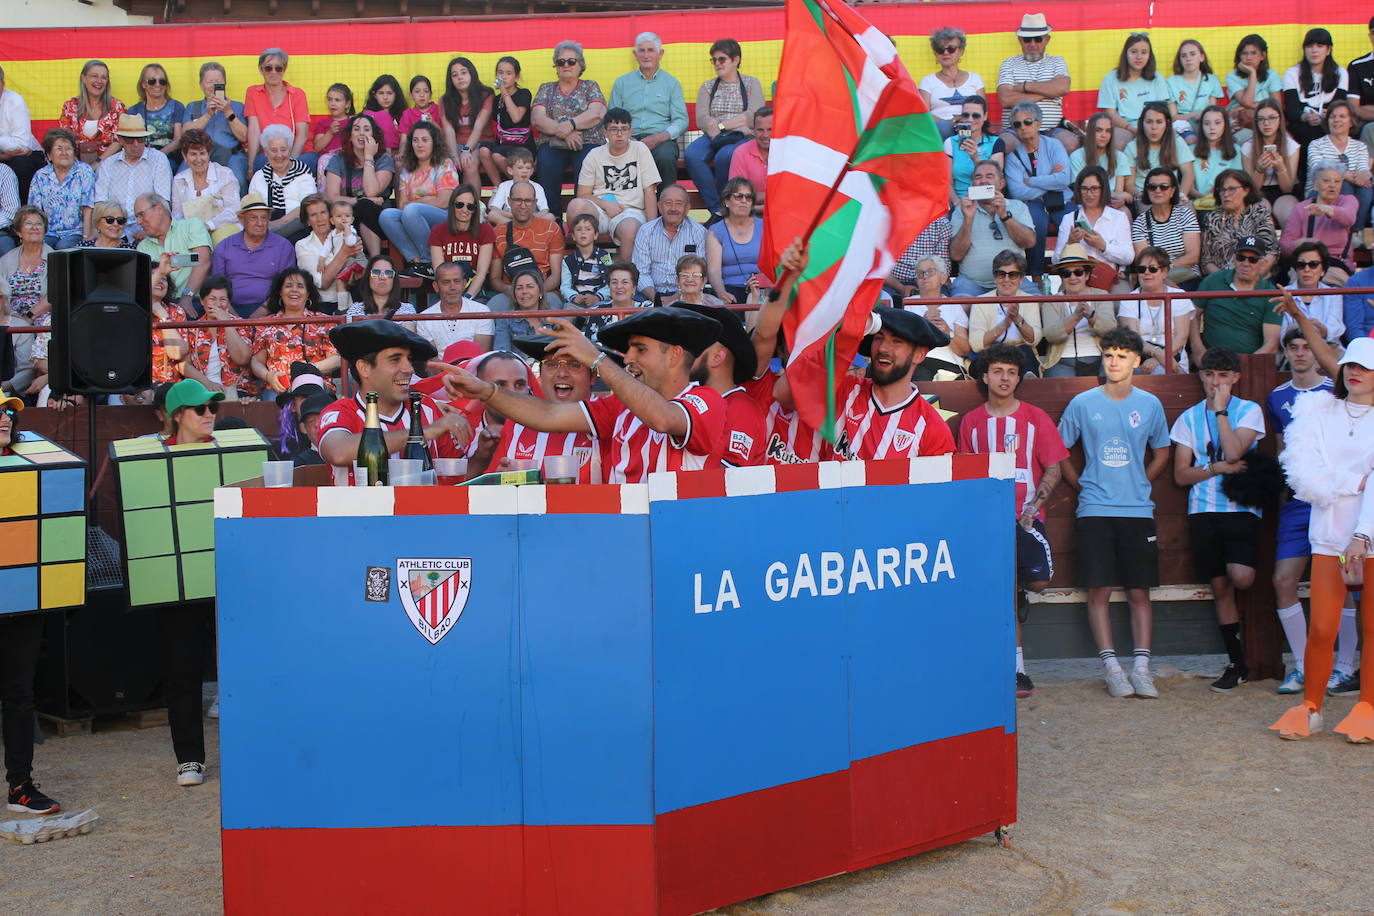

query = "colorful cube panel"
(0, 433), (88, 616)
(111, 429), (269, 607)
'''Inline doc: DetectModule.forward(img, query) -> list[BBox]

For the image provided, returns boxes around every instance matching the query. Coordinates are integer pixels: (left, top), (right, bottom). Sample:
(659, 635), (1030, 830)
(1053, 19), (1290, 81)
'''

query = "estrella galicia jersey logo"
(397, 558), (471, 645)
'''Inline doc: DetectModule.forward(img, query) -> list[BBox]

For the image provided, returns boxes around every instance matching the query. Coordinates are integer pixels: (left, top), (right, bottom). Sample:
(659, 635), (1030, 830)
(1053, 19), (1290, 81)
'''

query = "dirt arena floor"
(3, 656), (1372, 916)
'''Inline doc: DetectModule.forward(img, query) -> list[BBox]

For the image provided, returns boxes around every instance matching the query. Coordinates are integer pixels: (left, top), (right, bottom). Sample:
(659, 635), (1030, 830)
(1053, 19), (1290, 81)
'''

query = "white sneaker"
(1104, 667), (1135, 698)
(176, 762), (206, 787)
(207, 693), (219, 719)
(1129, 667), (1159, 698)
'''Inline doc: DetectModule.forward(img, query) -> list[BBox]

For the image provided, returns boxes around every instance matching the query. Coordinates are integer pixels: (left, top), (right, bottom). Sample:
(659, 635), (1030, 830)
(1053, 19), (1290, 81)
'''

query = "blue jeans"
(535, 142), (593, 220)
(1344, 180), (1373, 234)
(0, 235), (15, 256)
(684, 134), (746, 213)
(379, 203), (446, 263)
(1019, 198), (1065, 277)
(43, 232), (82, 251)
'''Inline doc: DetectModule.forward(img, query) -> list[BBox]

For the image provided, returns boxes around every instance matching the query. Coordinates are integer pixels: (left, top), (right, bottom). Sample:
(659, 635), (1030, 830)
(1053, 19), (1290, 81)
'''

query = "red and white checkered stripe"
(213, 454), (1014, 519)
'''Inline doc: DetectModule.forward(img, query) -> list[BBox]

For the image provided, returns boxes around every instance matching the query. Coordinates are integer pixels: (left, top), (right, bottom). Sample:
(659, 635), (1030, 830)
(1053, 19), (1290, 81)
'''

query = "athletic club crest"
(397, 558), (472, 645)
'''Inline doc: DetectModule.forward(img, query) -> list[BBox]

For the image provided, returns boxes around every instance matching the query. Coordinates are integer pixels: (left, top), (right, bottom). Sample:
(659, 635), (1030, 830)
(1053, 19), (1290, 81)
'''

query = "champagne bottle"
(405, 391), (433, 471)
(357, 392), (389, 486)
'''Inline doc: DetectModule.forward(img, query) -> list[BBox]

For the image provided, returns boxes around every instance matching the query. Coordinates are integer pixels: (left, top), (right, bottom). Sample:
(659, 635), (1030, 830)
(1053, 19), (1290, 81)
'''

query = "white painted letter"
(848, 548), (876, 593)
(875, 547), (901, 589)
(791, 553), (818, 598)
(716, 569), (740, 611)
(820, 551), (844, 596)
(931, 539), (956, 581)
(765, 562), (788, 602)
(694, 573), (712, 614)
(904, 542), (928, 585)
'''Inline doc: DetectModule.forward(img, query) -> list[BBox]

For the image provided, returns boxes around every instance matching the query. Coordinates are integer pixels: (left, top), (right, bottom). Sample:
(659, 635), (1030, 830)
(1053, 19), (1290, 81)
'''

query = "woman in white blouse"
(171, 128), (241, 246)
(919, 28), (984, 141)
(1055, 166), (1133, 290)
(248, 122), (317, 241)
(1272, 296), (1374, 742)
(1117, 245), (1193, 373)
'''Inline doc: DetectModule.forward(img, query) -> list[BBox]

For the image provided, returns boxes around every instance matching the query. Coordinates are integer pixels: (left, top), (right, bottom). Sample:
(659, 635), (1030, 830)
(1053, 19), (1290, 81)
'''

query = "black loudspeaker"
(48, 248), (153, 395)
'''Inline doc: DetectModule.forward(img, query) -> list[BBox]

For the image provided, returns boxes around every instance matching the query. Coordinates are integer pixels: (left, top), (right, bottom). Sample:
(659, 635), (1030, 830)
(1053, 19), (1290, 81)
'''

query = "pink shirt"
(728, 139), (768, 195)
(363, 109), (401, 152)
(312, 115), (346, 153)
(398, 103), (444, 137)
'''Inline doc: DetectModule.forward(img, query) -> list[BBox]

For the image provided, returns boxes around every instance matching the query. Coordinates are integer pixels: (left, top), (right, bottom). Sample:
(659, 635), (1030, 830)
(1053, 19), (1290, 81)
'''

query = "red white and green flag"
(761, 0), (949, 440)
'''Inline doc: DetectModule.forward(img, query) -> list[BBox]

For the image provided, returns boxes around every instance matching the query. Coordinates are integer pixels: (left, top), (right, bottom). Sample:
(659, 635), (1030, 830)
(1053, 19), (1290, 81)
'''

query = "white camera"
(968, 185), (996, 201)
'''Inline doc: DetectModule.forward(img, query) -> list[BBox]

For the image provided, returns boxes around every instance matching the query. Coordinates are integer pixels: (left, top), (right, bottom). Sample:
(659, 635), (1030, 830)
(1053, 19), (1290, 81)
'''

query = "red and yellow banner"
(0, 0), (1367, 141)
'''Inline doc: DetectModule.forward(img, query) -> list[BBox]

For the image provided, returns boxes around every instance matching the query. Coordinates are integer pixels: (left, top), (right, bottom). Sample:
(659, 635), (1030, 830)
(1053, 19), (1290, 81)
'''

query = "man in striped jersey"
(440, 307), (726, 483)
(958, 342), (1068, 698)
(1170, 346), (1267, 693)
(477, 334), (610, 483)
(680, 303), (766, 467)
(813, 306), (956, 461)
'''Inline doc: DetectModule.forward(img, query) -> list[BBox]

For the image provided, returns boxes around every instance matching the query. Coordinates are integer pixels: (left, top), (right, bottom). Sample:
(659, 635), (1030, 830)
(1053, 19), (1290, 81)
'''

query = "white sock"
(1276, 603), (1308, 672)
(1133, 649), (1151, 671)
(1015, 646), (1025, 675)
(1099, 650), (1121, 673)
(1336, 607), (1359, 675)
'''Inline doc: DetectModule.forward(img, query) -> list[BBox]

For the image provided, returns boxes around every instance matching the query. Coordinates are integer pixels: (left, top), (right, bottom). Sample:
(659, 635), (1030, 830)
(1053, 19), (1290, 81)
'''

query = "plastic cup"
(389, 458), (422, 486)
(332, 466), (351, 487)
(542, 453), (579, 484)
(508, 458), (539, 472)
(434, 458), (467, 486)
(262, 460), (294, 488)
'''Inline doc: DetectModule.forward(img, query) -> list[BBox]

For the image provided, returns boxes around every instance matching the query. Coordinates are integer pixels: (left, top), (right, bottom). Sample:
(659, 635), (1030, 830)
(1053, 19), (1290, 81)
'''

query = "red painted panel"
(522, 825), (657, 915)
(865, 459), (912, 486)
(655, 770), (851, 916)
(849, 729), (1017, 868)
(544, 484), (626, 515)
(951, 453), (991, 481)
(393, 485), (469, 516)
(222, 825), (524, 915)
(673, 469), (727, 501)
(239, 487), (318, 518)
(772, 462), (821, 492)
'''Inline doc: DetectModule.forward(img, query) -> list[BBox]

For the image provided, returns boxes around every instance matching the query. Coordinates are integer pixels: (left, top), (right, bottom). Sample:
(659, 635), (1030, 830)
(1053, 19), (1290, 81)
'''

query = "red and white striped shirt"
(743, 374), (824, 465)
(318, 392), (466, 482)
(580, 382), (726, 483)
(721, 386), (767, 467)
(957, 401), (1068, 518)
(486, 423), (602, 483)
(827, 376), (955, 461)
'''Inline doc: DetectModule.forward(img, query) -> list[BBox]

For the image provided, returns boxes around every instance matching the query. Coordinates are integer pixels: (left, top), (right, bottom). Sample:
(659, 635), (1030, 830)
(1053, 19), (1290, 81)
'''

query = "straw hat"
(1050, 242), (1100, 274)
(115, 113), (153, 138)
(1016, 13), (1052, 37)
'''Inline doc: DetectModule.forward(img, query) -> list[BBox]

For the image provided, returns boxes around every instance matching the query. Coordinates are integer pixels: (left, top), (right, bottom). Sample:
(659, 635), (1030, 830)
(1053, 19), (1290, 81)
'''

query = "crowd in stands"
(6, 15), (1374, 813)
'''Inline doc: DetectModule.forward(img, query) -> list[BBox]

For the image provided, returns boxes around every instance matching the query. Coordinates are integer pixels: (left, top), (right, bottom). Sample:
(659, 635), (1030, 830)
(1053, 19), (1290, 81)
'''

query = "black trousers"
(6, 150), (46, 203)
(156, 604), (210, 765)
(0, 612), (43, 787)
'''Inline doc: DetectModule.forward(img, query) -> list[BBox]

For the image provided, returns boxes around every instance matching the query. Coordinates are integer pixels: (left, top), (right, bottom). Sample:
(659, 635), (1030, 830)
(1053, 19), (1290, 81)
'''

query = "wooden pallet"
(37, 707), (169, 738)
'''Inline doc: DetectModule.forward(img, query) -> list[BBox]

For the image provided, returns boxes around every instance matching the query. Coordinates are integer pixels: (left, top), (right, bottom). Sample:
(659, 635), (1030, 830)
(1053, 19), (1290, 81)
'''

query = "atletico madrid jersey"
(721, 386), (767, 467)
(580, 382), (726, 483)
(827, 376), (955, 461)
(958, 401), (1069, 518)
(743, 373), (824, 465)
(318, 392), (465, 480)
(486, 423), (603, 483)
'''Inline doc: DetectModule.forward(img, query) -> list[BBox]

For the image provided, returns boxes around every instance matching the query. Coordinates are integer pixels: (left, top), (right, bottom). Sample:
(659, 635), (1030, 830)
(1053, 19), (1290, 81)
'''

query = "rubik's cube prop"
(110, 428), (270, 607)
(0, 434), (88, 616)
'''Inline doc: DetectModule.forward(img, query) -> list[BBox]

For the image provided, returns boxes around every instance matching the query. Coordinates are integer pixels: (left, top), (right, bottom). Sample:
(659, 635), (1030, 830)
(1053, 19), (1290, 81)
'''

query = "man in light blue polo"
(610, 32), (688, 184)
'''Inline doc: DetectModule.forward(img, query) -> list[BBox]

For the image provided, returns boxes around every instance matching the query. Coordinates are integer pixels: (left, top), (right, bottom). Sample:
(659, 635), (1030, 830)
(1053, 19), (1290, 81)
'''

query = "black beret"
(857, 305), (950, 357)
(329, 318), (438, 366)
(510, 334), (623, 367)
(595, 306), (722, 358)
(672, 302), (758, 383)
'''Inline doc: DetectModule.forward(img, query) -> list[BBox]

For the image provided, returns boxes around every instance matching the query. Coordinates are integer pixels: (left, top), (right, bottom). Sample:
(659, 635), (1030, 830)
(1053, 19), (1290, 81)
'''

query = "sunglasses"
(554, 58), (580, 67)
(101, 215), (129, 225)
(1234, 252), (1260, 263)
(727, 192), (755, 201)
(1137, 263), (1165, 273)
(1296, 259), (1325, 269)
(145, 77), (168, 86)
(1, 407), (17, 420)
(711, 55), (730, 64)
(1020, 35), (1046, 43)
(936, 45), (961, 54)
(1012, 119), (1038, 128)
(188, 402), (220, 416)
(994, 269), (1024, 279)
(261, 64), (285, 72)
(988, 219), (1003, 241)
(370, 268), (397, 278)
(453, 201), (477, 210)
(1061, 268), (1089, 277)
(1146, 182), (1174, 192)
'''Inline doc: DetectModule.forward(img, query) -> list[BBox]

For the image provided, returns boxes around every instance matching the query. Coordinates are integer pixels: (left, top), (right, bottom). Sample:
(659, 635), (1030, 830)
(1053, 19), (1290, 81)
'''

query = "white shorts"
(595, 206), (646, 236)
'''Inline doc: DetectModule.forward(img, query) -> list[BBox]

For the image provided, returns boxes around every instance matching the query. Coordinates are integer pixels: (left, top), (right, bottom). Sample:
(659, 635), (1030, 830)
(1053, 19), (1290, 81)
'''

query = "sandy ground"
(3, 658), (1373, 916)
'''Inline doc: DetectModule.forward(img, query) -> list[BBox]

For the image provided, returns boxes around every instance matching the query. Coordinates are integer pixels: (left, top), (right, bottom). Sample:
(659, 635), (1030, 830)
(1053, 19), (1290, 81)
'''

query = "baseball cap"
(1235, 236), (1263, 255)
(1339, 337), (1374, 370)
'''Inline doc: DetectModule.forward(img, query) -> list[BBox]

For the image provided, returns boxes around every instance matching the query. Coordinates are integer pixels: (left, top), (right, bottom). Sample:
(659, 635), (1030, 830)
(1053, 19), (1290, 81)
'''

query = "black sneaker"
(1329, 669), (1361, 696)
(6, 779), (59, 814)
(1015, 671), (1035, 698)
(410, 261), (435, 280)
(1016, 589), (1030, 624)
(1210, 664), (1249, 693)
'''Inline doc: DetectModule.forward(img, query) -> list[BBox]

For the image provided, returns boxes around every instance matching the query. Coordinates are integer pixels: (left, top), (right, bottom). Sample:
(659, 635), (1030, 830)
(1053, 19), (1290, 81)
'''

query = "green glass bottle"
(357, 392), (389, 486)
